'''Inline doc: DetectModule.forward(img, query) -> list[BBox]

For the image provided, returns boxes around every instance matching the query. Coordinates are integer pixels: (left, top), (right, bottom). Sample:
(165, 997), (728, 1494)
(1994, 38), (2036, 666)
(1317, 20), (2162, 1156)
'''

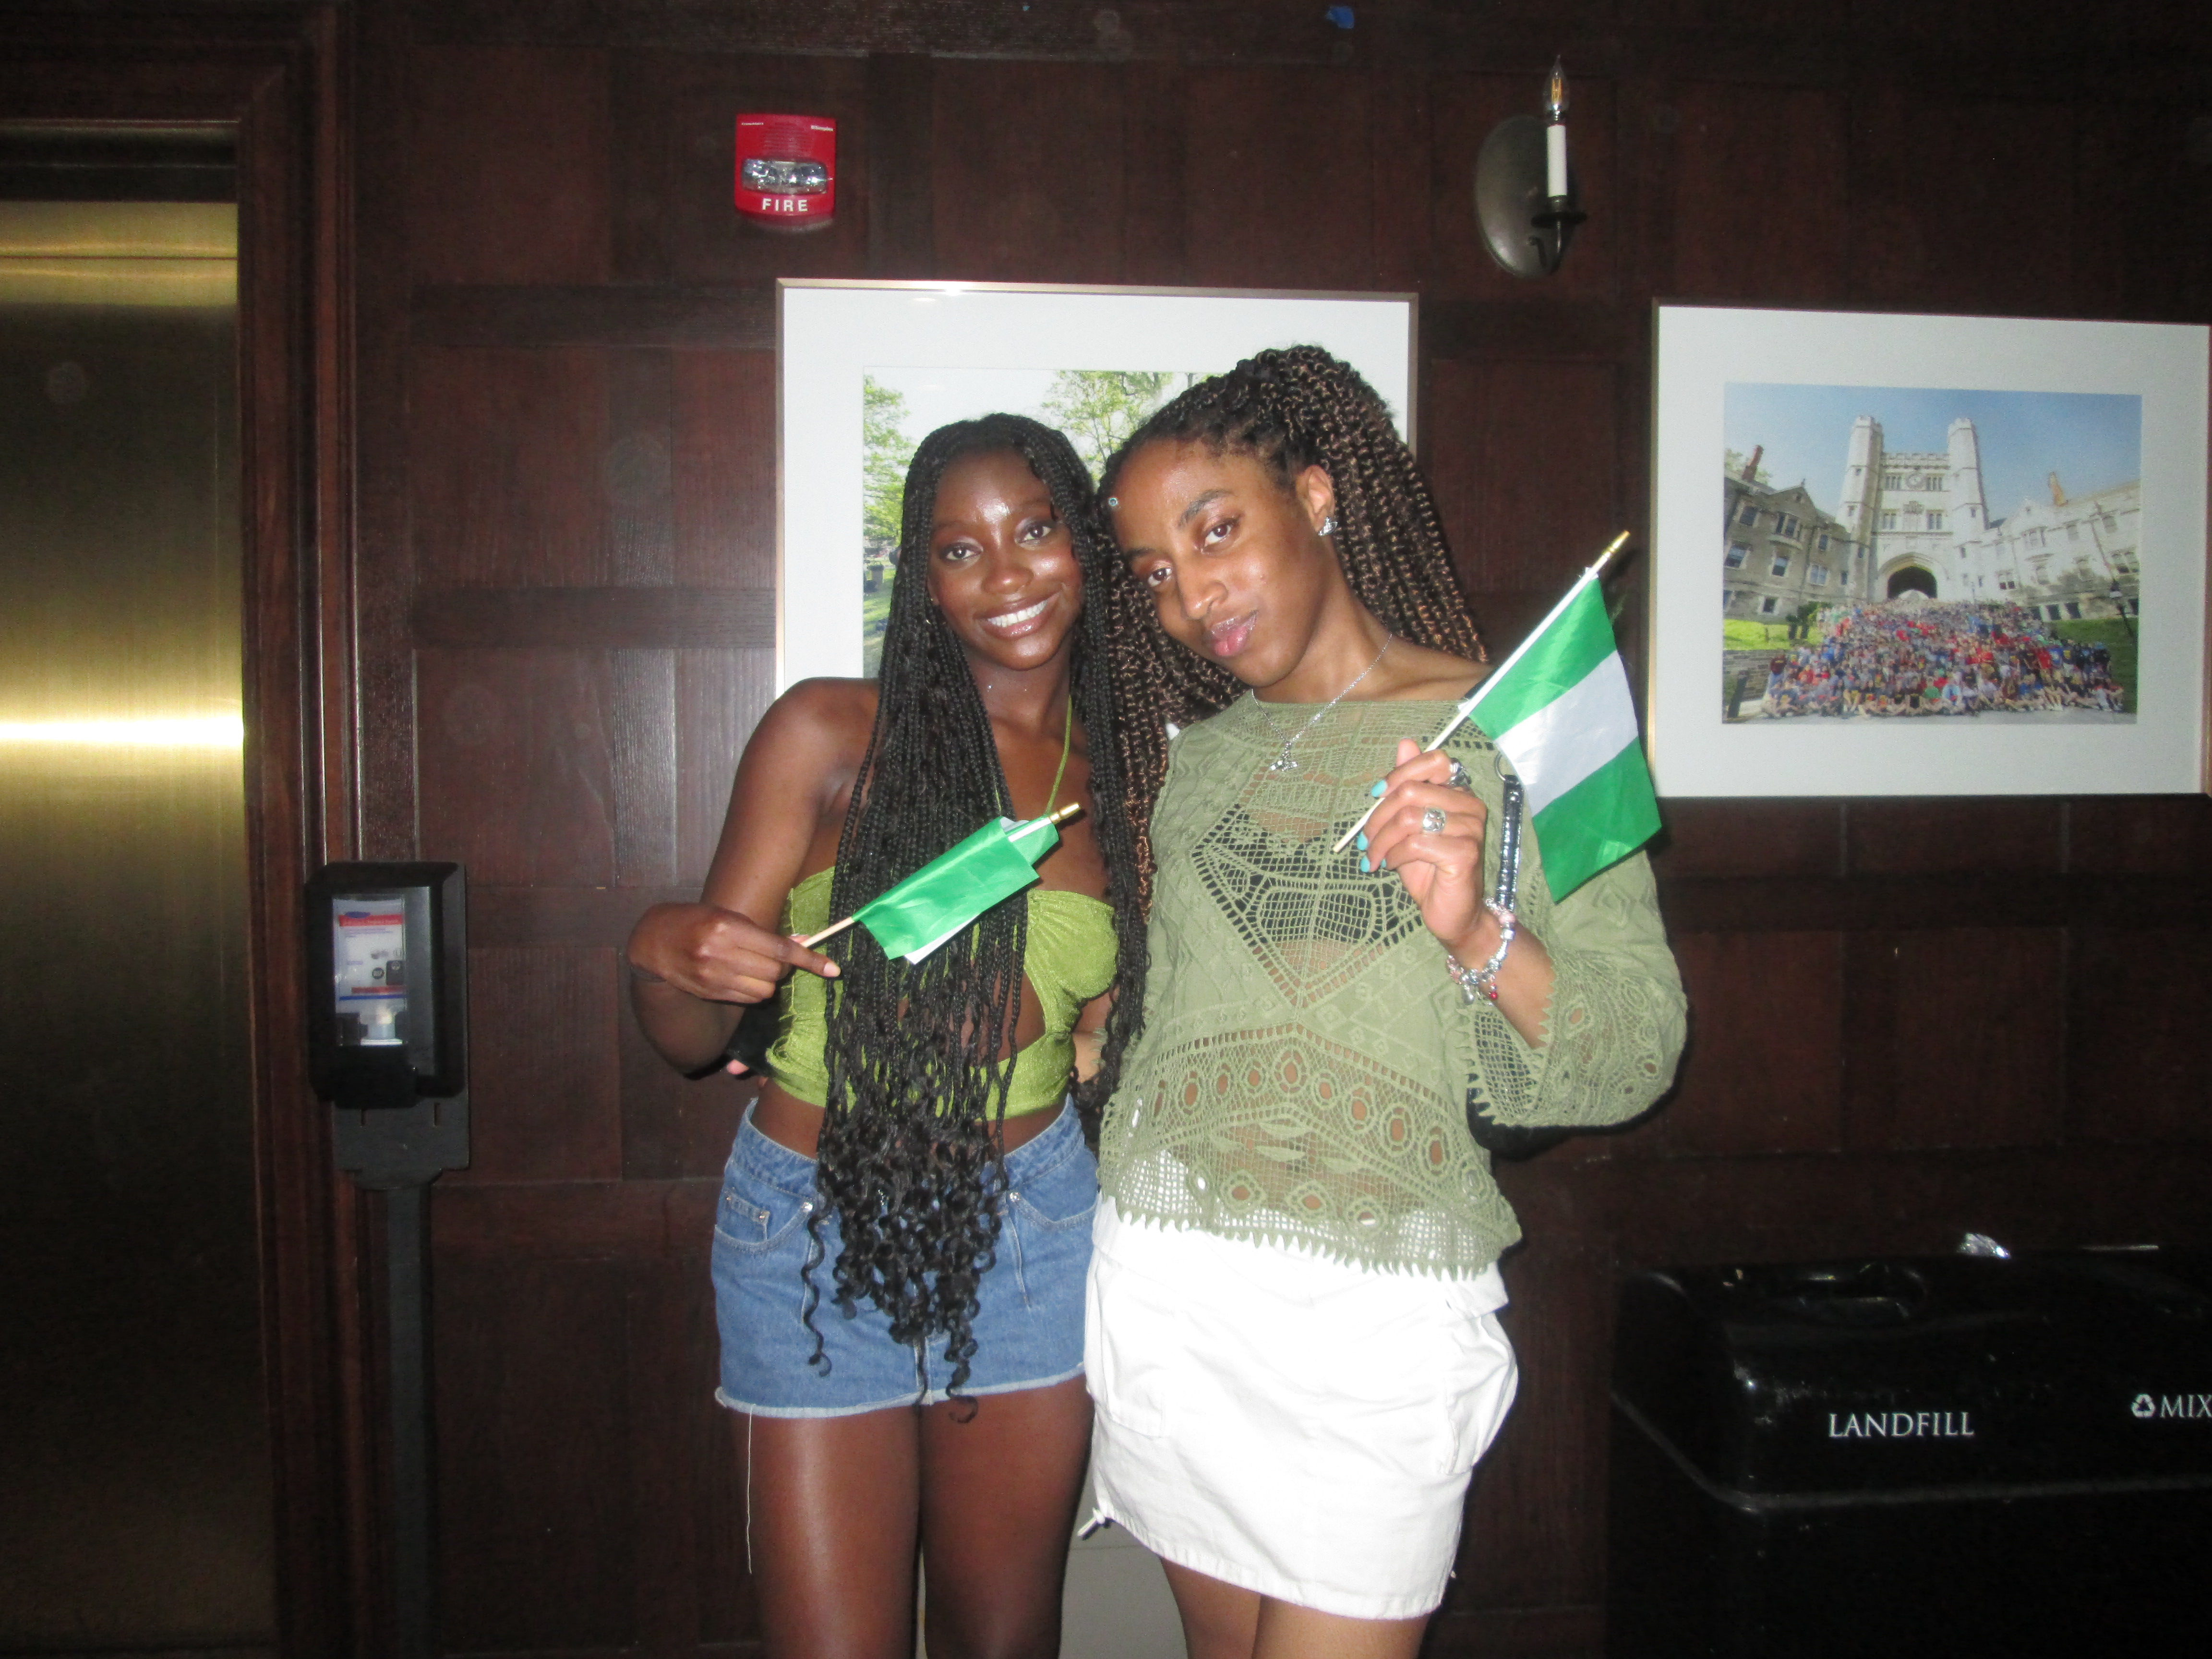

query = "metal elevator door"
(0, 165), (275, 1653)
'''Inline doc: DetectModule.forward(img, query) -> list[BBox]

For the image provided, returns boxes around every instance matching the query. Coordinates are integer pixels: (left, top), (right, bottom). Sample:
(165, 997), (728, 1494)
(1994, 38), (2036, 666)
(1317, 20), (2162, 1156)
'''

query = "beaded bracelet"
(1445, 902), (1518, 1004)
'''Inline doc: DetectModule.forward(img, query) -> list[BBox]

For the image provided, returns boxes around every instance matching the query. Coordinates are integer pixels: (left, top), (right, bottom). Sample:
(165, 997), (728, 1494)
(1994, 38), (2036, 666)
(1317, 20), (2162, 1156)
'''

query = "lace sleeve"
(1462, 846), (1685, 1132)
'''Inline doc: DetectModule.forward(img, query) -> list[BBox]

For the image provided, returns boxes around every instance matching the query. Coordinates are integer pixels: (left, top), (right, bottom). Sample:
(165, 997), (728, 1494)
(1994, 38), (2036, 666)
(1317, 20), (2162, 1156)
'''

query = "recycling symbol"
(2131, 1394), (2157, 1419)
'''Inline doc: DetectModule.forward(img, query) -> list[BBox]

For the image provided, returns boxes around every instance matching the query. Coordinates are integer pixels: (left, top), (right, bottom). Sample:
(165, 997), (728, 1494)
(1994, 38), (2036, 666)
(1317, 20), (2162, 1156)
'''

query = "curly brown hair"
(1097, 344), (1484, 902)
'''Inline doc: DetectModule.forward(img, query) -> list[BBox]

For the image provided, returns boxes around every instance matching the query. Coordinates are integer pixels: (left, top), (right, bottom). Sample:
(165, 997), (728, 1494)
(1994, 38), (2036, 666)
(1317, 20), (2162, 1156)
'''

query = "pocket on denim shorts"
(712, 1156), (813, 1255)
(1009, 1130), (1099, 1234)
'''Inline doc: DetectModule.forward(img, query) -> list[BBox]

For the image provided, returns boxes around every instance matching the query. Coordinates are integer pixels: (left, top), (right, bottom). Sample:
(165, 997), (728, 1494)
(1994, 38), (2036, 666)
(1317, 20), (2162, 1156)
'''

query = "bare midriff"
(749, 1083), (1063, 1159)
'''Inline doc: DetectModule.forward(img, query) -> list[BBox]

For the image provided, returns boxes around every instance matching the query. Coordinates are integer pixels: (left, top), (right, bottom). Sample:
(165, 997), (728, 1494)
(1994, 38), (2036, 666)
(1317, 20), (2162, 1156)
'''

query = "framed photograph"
(1650, 304), (2209, 797)
(778, 280), (1416, 685)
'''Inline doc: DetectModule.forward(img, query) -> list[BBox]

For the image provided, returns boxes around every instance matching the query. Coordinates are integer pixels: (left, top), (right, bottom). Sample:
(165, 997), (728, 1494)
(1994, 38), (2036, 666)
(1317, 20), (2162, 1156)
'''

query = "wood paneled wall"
(348, 3), (2212, 1654)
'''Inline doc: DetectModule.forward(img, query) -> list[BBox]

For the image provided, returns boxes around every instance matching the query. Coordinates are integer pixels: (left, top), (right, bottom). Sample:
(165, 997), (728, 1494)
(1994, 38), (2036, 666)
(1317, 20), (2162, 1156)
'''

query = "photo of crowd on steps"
(1729, 598), (2128, 723)
(1719, 382), (2141, 725)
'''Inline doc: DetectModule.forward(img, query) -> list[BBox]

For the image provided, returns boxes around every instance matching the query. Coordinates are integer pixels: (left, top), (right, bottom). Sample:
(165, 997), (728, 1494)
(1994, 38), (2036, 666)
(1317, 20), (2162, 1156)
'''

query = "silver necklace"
(1251, 637), (1391, 775)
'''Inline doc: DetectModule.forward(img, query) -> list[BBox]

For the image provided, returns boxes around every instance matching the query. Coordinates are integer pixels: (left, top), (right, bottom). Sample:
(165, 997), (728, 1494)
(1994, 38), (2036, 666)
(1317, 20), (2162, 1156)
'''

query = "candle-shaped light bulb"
(1544, 58), (1569, 199)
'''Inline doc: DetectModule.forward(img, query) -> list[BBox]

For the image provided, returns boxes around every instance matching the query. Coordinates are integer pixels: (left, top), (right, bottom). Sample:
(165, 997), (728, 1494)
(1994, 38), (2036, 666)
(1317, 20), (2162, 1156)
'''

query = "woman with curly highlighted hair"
(627, 414), (1164, 1659)
(1085, 348), (1685, 1659)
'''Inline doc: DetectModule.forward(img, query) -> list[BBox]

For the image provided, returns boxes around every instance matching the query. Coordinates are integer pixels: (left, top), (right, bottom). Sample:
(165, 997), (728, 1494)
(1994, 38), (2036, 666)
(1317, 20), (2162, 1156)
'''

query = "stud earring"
(1319, 513), (1337, 537)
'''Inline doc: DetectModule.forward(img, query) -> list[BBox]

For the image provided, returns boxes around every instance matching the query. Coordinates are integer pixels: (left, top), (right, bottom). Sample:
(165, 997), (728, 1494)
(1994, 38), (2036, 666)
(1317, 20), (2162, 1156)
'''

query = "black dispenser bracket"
(305, 859), (470, 1659)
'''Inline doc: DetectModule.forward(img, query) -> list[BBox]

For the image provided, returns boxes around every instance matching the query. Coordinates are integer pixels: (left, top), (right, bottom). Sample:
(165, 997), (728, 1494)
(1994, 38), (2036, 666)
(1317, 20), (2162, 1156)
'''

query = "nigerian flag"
(852, 812), (1064, 964)
(1467, 573), (1659, 899)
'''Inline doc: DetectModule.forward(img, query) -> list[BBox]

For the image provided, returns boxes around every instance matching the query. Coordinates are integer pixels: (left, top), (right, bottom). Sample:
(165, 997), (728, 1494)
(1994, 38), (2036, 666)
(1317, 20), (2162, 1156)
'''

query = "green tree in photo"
(1723, 447), (1773, 486)
(861, 376), (916, 677)
(863, 374), (916, 549)
(1040, 370), (1187, 479)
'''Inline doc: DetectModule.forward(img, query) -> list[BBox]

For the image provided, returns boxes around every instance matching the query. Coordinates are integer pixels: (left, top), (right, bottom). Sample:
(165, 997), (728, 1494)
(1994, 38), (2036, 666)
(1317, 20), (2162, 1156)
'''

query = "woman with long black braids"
(1086, 348), (1685, 1659)
(626, 415), (1165, 1659)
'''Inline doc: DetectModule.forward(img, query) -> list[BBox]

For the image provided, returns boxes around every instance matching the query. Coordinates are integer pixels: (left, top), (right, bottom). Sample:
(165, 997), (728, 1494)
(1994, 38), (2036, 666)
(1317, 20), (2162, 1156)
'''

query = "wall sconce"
(1474, 59), (1585, 278)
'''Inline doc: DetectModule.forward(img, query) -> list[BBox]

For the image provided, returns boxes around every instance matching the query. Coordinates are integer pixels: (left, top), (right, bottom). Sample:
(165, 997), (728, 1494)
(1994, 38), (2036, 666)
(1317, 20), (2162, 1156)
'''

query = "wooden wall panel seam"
(433, 1176), (720, 1258)
(412, 587), (776, 648)
(405, 285), (1683, 369)
(1580, 1142), (2212, 1245)
(402, 6), (2212, 88)
(1656, 873), (2212, 935)
(413, 283), (775, 349)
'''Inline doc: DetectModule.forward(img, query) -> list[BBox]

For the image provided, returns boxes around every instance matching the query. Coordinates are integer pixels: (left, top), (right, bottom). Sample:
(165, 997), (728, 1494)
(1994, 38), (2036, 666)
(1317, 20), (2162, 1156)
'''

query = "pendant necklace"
(1251, 636), (1391, 775)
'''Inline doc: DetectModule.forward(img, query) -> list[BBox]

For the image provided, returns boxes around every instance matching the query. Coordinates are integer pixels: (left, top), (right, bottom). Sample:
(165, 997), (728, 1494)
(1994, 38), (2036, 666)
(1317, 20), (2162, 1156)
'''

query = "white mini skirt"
(1083, 1198), (1517, 1622)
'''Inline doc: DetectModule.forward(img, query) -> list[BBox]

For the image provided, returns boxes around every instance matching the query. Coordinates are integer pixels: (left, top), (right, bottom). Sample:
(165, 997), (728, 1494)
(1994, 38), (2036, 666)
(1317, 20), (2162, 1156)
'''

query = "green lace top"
(1097, 697), (1685, 1276)
(767, 866), (1118, 1118)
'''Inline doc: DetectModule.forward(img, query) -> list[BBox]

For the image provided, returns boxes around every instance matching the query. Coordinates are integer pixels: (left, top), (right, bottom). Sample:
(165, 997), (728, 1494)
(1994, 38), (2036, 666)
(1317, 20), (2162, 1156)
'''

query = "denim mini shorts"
(711, 1099), (1097, 1417)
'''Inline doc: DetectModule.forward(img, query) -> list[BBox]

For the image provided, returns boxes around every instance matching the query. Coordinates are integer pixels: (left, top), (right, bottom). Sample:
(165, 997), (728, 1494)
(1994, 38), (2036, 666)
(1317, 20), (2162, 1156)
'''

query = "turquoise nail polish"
(1355, 831), (1369, 851)
(1368, 780), (1386, 797)
(1359, 854), (1371, 873)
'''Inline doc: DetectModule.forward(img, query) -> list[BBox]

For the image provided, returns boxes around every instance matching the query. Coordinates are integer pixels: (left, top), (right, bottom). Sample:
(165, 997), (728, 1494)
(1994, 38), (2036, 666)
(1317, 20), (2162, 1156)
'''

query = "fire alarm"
(735, 114), (836, 229)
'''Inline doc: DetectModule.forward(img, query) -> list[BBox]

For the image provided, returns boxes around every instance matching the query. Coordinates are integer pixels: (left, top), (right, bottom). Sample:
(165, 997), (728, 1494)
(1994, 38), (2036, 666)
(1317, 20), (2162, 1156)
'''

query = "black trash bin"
(1607, 1251), (2212, 1658)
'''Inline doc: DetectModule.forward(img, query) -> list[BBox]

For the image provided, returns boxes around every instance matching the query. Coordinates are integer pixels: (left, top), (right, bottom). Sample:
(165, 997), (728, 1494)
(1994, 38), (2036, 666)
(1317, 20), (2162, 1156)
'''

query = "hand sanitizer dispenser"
(307, 861), (467, 1113)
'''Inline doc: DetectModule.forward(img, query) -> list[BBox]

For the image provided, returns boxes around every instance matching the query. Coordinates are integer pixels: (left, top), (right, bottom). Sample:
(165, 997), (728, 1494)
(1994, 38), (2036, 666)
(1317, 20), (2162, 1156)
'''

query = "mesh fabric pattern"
(1099, 697), (1685, 1277)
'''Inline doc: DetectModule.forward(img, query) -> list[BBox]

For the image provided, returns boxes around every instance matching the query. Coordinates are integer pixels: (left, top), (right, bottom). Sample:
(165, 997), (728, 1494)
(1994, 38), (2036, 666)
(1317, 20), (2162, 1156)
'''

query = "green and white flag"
(847, 812), (1065, 964)
(1467, 572), (1659, 900)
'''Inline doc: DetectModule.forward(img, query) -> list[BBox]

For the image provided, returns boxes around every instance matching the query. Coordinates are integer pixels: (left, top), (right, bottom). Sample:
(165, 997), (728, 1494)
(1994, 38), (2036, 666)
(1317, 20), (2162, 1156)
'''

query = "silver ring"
(1444, 757), (1470, 791)
(1421, 806), (1447, 836)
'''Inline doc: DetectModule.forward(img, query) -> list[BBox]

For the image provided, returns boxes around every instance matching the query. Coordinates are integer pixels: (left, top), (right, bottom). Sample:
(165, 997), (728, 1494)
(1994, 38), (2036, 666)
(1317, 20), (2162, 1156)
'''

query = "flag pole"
(1457, 530), (1630, 715)
(797, 801), (1085, 949)
(1331, 530), (1629, 854)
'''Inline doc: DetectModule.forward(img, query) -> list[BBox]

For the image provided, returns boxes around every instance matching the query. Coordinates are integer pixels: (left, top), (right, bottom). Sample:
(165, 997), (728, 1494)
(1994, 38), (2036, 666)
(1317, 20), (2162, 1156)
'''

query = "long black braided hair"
(809, 414), (1155, 1395)
(1097, 345), (1485, 900)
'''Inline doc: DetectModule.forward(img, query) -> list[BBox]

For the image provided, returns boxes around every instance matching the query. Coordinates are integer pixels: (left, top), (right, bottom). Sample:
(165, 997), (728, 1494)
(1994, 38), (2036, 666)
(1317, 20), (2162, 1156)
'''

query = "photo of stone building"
(1944, 475), (2140, 625)
(1723, 405), (2141, 626)
(1721, 453), (1862, 623)
(1833, 413), (2140, 625)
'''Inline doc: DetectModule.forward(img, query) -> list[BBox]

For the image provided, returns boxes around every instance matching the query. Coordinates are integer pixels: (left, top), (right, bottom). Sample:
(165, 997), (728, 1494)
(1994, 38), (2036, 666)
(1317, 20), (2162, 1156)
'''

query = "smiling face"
(1111, 439), (1349, 692)
(924, 446), (1084, 677)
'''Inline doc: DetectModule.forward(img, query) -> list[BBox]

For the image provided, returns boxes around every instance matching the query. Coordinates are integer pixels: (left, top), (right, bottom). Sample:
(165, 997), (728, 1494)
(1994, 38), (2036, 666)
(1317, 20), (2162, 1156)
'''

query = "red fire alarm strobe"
(735, 114), (836, 228)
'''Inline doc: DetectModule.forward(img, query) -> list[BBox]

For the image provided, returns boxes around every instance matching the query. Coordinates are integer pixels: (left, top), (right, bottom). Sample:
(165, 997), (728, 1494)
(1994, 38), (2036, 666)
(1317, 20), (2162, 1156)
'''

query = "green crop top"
(766, 866), (1118, 1118)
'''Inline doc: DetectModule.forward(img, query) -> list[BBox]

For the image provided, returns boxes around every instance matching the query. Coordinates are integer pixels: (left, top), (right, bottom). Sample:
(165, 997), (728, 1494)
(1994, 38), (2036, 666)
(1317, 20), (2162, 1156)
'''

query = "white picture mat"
(778, 280), (1416, 688)
(1651, 304), (2210, 797)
